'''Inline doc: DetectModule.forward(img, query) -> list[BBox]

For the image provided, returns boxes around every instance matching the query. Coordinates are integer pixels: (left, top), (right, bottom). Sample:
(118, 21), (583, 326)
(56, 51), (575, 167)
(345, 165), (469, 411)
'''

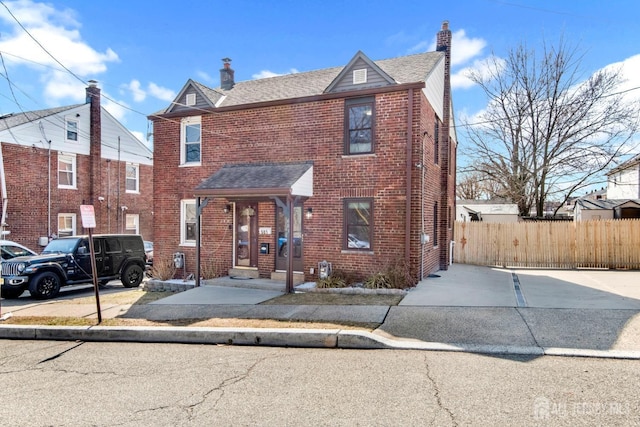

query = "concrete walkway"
(1, 264), (639, 359)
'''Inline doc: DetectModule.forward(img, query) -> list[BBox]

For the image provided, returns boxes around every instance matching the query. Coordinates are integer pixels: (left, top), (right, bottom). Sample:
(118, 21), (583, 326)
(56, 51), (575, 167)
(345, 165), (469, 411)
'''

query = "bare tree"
(456, 170), (495, 200)
(462, 38), (639, 217)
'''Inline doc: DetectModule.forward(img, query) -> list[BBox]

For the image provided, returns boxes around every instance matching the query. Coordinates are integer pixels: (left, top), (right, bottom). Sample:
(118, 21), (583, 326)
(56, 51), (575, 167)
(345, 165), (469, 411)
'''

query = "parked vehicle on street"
(144, 241), (153, 265)
(0, 239), (37, 260)
(0, 234), (147, 299)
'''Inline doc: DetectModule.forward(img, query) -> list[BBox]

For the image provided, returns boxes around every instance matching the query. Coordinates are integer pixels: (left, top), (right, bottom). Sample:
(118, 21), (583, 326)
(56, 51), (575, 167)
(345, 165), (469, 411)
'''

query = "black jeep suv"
(0, 234), (147, 299)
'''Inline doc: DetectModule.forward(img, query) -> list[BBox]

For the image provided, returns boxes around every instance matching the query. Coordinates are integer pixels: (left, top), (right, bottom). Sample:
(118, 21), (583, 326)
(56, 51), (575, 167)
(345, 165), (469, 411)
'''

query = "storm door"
(276, 204), (303, 272)
(235, 203), (258, 268)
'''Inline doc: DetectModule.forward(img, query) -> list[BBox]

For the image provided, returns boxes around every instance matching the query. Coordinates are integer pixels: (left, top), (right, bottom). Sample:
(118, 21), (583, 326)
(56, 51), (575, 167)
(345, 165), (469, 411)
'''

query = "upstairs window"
(180, 116), (201, 165)
(126, 163), (139, 193)
(345, 97), (374, 155)
(58, 153), (76, 189)
(66, 119), (78, 142)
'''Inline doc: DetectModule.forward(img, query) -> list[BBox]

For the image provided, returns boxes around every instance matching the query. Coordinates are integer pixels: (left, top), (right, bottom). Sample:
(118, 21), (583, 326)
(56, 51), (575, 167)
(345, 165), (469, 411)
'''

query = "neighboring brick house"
(151, 21), (457, 288)
(0, 82), (153, 251)
(607, 154), (640, 199)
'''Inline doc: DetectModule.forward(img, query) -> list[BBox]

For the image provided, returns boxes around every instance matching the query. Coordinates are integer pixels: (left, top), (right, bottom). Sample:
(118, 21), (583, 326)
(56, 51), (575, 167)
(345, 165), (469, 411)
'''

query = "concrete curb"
(1, 325), (638, 359)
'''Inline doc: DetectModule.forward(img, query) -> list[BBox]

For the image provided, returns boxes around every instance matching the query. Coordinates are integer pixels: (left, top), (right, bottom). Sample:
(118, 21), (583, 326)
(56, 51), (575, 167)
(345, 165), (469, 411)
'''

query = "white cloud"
(0, 1), (118, 76)
(195, 70), (214, 83)
(603, 54), (640, 103)
(252, 68), (299, 79)
(42, 70), (84, 103)
(147, 82), (176, 101)
(123, 79), (146, 102)
(102, 95), (128, 122)
(452, 56), (506, 90)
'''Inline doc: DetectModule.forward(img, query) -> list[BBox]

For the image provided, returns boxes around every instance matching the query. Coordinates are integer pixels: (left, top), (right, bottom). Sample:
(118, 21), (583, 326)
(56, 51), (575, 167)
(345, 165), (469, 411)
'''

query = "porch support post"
(286, 195), (294, 293)
(195, 196), (210, 287)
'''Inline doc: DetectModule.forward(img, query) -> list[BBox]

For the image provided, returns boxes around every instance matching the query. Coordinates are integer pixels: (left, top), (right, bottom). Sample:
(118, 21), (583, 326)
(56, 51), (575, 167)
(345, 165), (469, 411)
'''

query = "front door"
(276, 204), (304, 272)
(236, 203), (258, 268)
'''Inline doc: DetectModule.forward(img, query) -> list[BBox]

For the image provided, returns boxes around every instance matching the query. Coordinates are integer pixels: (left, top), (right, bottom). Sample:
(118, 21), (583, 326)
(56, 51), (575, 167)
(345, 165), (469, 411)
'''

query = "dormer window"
(353, 69), (367, 85)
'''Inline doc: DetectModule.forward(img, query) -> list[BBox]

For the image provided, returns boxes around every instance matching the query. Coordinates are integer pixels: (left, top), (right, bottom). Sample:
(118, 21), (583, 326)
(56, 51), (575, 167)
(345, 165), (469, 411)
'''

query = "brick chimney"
(86, 80), (102, 208)
(220, 58), (235, 90)
(436, 21), (453, 270)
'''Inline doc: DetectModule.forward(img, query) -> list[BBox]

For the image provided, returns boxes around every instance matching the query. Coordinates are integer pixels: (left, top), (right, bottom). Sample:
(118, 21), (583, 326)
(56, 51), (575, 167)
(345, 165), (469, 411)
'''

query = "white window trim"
(180, 116), (201, 166)
(125, 213), (139, 234)
(125, 163), (140, 193)
(57, 213), (76, 237)
(180, 199), (197, 246)
(58, 153), (77, 189)
(66, 118), (79, 142)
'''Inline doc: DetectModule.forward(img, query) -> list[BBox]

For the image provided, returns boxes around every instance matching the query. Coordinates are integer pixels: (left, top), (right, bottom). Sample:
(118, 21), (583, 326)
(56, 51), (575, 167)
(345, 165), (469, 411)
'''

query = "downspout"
(404, 89), (413, 267)
(419, 133), (425, 279)
(0, 142), (7, 233)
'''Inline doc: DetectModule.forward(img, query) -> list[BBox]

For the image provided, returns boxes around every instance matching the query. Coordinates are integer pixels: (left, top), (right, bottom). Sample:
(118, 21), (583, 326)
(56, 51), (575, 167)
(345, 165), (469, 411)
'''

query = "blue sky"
(1, 0), (639, 156)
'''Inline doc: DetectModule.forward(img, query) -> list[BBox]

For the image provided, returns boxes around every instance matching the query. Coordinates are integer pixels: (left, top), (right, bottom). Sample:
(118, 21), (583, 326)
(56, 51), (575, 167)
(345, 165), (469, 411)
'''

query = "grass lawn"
(0, 288), (397, 330)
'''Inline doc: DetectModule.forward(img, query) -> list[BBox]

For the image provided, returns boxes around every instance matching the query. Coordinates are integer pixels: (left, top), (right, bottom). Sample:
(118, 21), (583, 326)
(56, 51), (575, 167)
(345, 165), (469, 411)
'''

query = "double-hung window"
(58, 153), (76, 189)
(126, 214), (139, 234)
(58, 213), (76, 237)
(343, 198), (372, 250)
(126, 163), (139, 193)
(181, 116), (201, 165)
(66, 119), (78, 142)
(344, 97), (374, 155)
(180, 199), (197, 245)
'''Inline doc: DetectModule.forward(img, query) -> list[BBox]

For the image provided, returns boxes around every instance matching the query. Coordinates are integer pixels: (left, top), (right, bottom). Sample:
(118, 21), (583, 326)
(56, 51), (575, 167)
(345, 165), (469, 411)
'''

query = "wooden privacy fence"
(453, 219), (640, 269)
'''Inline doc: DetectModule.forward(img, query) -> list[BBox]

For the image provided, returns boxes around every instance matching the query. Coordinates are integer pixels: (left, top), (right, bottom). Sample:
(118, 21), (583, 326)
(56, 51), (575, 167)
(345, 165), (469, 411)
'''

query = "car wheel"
(29, 271), (61, 300)
(121, 264), (143, 288)
(1, 286), (25, 299)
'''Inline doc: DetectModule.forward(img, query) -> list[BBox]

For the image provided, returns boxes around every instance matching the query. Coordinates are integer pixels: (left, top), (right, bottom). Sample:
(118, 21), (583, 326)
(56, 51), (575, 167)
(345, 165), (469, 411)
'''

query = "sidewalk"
(1, 265), (639, 359)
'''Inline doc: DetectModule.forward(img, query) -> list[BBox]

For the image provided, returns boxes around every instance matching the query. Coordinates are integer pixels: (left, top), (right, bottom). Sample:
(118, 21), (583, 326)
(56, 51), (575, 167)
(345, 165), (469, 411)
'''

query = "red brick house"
(0, 82), (153, 250)
(151, 21), (457, 289)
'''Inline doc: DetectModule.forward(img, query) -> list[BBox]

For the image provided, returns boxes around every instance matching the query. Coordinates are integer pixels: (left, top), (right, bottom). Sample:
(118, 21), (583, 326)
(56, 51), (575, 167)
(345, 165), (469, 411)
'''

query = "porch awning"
(193, 161), (313, 199)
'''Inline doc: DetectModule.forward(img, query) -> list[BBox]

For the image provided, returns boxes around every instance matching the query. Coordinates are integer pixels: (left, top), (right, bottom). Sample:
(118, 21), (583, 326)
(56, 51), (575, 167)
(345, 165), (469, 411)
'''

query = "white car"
(0, 239), (37, 260)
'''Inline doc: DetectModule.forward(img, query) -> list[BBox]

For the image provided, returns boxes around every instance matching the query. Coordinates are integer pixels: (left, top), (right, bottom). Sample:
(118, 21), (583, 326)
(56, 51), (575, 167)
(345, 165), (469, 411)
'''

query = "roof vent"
(186, 93), (196, 106)
(353, 68), (367, 84)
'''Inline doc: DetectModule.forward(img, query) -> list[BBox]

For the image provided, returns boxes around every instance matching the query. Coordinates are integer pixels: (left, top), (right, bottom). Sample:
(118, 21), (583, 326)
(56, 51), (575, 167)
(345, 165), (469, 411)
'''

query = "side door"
(102, 237), (123, 277)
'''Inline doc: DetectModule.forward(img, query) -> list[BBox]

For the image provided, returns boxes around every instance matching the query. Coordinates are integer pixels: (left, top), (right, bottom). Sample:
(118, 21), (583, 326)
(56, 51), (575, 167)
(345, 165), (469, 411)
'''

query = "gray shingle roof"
(169, 51), (443, 112)
(195, 161), (313, 196)
(0, 105), (81, 131)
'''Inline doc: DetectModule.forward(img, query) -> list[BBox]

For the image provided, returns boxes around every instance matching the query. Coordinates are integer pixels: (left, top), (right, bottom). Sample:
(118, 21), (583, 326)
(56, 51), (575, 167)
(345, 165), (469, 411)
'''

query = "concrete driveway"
(400, 264), (640, 309)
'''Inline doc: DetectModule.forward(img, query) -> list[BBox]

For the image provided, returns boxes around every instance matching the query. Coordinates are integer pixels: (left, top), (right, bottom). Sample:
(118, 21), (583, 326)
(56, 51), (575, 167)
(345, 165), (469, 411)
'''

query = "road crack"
(423, 354), (457, 426)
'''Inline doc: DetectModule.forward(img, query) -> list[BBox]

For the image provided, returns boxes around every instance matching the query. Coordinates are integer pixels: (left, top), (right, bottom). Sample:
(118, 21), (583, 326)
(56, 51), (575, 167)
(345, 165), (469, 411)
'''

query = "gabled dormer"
(166, 79), (224, 114)
(324, 51), (397, 93)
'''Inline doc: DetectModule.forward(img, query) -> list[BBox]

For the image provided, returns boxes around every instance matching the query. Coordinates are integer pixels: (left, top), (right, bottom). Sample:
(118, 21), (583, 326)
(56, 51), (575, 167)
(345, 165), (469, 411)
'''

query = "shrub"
(363, 258), (417, 290)
(150, 259), (177, 281)
(201, 257), (222, 280)
(316, 275), (347, 288)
